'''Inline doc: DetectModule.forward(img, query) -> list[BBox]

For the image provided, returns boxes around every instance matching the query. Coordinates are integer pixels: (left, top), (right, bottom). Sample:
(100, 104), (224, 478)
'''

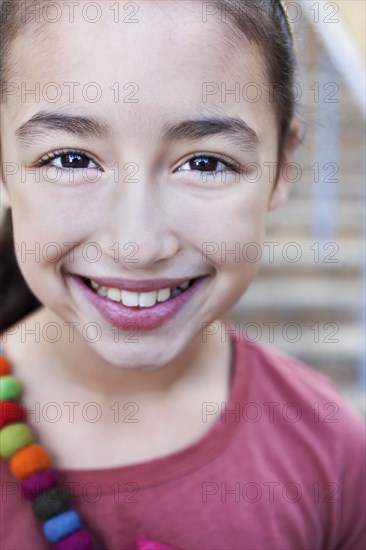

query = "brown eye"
(189, 157), (221, 171)
(176, 154), (239, 175)
(38, 149), (101, 172)
(61, 153), (91, 169)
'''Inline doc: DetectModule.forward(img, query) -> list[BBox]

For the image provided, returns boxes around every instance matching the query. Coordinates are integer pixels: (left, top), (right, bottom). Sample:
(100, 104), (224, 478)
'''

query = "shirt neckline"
(55, 321), (251, 493)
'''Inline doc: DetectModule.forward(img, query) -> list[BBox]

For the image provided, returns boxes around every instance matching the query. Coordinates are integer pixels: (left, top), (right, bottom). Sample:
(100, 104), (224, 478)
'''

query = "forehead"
(6, 0), (275, 139)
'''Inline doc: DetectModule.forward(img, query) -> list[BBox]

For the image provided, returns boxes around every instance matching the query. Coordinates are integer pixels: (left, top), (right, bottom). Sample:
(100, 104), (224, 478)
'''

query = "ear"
(268, 117), (301, 211)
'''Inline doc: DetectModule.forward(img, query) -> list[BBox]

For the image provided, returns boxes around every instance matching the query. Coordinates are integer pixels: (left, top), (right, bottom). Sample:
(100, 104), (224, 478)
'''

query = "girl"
(0, 1), (365, 549)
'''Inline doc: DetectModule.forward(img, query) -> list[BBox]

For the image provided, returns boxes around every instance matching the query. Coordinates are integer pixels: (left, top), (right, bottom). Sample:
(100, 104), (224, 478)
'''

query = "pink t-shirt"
(1, 321), (365, 549)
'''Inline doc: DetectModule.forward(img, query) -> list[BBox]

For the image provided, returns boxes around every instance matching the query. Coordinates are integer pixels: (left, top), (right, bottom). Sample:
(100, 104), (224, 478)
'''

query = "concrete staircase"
(225, 14), (365, 416)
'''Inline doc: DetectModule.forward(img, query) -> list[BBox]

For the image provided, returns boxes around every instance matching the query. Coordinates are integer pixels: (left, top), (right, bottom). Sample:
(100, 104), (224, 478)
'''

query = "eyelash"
(36, 149), (102, 172)
(175, 153), (241, 174)
(35, 149), (242, 175)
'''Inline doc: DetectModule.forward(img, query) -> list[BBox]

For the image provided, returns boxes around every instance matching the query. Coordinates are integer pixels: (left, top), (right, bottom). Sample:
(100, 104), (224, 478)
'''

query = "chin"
(95, 342), (177, 372)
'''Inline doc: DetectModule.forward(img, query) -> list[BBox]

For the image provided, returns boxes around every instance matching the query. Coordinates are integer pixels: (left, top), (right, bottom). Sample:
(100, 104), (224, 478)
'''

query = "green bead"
(0, 422), (33, 459)
(0, 376), (22, 402)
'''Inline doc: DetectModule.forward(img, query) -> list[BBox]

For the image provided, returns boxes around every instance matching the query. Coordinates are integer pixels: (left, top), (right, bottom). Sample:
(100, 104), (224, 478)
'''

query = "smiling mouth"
(81, 276), (200, 309)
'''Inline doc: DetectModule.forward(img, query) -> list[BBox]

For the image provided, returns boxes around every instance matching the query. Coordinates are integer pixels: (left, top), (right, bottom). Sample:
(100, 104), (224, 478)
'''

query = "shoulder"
(236, 329), (363, 420)
(230, 326), (365, 458)
(243, 334), (338, 396)
(231, 332), (366, 548)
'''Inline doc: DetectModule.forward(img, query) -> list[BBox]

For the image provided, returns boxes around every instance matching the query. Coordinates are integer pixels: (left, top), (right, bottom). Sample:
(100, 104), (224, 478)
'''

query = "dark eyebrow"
(15, 111), (112, 146)
(161, 114), (259, 151)
(15, 111), (259, 152)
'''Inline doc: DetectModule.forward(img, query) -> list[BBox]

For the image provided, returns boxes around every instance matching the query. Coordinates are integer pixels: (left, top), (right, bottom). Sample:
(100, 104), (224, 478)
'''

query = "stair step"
(266, 196), (364, 234)
(255, 236), (363, 275)
(223, 319), (361, 357)
(228, 276), (362, 316)
(290, 176), (365, 198)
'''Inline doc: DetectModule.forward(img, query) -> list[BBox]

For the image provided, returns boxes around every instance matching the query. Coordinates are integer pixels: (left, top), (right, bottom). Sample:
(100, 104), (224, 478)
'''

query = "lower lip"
(70, 275), (210, 331)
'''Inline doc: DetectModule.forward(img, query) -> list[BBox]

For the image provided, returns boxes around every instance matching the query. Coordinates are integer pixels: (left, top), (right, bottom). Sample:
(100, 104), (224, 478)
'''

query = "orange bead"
(0, 356), (11, 376)
(9, 444), (51, 480)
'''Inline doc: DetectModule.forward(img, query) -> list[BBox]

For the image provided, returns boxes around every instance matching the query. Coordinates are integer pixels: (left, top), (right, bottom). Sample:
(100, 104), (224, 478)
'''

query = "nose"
(95, 173), (180, 272)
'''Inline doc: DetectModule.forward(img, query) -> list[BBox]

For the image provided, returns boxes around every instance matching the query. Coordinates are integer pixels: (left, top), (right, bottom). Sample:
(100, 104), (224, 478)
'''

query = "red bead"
(0, 356), (11, 376)
(0, 401), (26, 429)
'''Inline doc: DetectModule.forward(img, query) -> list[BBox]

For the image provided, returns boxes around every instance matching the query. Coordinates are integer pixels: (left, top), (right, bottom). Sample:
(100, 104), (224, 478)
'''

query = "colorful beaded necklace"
(0, 347), (175, 550)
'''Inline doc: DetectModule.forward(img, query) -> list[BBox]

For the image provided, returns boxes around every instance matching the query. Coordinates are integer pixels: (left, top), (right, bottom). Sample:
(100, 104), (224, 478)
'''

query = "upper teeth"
(90, 279), (190, 308)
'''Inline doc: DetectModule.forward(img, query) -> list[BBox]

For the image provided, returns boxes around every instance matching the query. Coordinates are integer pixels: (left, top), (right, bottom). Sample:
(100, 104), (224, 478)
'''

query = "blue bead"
(43, 510), (81, 543)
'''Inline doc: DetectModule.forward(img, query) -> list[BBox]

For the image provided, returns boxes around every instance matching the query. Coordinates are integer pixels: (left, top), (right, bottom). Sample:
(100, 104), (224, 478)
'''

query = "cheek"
(9, 177), (99, 251)
(8, 189), (87, 304)
(178, 182), (269, 314)
(179, 180), (269, 266)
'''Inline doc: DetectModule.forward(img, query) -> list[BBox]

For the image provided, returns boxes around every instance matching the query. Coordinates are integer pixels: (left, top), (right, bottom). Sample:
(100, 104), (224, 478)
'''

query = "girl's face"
(0, 1), (295, 369)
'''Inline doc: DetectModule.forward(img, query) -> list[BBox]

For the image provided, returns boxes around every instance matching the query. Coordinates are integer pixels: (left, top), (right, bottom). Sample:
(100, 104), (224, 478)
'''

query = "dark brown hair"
(0, 0), (298, 333)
